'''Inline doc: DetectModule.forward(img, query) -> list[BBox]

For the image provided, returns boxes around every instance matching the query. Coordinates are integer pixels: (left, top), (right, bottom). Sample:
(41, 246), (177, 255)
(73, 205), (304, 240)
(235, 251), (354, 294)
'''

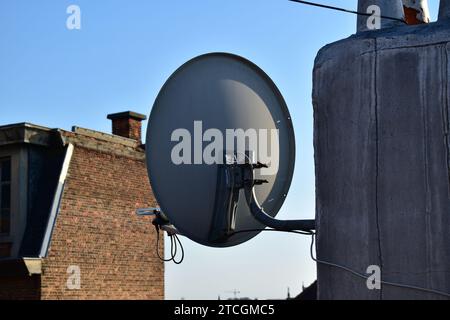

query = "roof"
(0, 121), (146, 261)
(0, 123), (145, 159)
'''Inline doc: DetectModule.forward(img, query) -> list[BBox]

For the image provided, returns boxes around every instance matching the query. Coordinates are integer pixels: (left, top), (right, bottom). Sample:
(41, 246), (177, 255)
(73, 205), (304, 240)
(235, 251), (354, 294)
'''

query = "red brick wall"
(0, 275), (41, 300)
(41, 146), (163, 300)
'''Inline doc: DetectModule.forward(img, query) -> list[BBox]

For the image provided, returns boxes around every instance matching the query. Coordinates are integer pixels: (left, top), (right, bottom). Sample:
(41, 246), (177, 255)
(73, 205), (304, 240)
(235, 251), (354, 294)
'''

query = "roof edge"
(0, 123), (63, 147)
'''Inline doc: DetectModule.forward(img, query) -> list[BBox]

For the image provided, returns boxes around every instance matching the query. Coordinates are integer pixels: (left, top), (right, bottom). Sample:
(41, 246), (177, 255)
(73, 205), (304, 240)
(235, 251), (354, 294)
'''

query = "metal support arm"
(137, 160), (316, 241)
(245, 187), (315, 232)
(136, 207), (180, 235)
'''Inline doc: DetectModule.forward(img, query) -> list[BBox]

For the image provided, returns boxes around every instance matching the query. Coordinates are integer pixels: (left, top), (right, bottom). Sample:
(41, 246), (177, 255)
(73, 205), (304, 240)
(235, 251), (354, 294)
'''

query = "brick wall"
(41, 146), (163, 300)
(128, 119), (142, 142)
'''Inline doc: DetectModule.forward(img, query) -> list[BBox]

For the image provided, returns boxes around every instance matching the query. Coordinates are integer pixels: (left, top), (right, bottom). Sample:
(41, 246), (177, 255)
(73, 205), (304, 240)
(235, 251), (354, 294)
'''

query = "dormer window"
(0, 158), (11, 235)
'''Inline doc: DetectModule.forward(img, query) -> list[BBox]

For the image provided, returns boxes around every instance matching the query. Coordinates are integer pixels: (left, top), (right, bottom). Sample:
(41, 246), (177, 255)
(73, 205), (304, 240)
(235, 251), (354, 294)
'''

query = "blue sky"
(0, 0), (441, 299)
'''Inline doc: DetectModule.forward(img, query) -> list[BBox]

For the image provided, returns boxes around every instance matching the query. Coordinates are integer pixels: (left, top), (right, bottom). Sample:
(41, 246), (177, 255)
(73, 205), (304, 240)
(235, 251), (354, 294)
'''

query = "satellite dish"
(146, 52), (298, 247)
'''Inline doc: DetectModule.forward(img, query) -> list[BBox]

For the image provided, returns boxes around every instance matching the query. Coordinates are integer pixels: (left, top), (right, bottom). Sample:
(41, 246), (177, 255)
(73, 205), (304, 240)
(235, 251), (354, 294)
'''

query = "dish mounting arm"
(136, 207), (179, 235)
(137, 161), (315, 241)
(242, 163), (315, 232)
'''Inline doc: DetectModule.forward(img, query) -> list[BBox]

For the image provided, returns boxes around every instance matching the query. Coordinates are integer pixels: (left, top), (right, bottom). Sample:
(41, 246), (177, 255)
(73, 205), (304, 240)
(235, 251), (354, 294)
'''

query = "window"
(0, 158), (11, 235)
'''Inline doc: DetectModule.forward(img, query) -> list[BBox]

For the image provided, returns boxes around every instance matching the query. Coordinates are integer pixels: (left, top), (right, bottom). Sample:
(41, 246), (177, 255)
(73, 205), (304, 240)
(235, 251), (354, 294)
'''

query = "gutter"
(39, 143), (74, 258)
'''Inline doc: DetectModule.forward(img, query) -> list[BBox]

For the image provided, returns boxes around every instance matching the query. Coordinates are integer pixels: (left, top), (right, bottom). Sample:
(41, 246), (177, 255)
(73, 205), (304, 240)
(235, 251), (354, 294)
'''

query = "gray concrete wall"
(440, 1), (450, 20)
(313, 21), (450, 299)
(357, 0), (404, 32)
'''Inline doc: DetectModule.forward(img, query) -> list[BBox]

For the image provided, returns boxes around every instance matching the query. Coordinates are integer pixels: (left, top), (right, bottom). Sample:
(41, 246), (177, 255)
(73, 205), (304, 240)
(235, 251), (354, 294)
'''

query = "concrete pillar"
(314, 15), (450, 300)
(439, 0), (450, 20)
(357, 0), (404, 32)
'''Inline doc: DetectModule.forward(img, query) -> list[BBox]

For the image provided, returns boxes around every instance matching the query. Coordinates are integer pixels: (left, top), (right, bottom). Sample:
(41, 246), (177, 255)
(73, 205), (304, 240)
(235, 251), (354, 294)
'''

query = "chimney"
(107, 111), (147, 142)
(439, 0), (450, 20)
(357, 0), (404, 32)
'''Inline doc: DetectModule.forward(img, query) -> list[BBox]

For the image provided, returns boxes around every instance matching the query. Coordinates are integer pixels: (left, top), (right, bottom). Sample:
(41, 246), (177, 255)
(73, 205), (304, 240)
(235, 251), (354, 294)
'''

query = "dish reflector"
(146, 53), (295, 247)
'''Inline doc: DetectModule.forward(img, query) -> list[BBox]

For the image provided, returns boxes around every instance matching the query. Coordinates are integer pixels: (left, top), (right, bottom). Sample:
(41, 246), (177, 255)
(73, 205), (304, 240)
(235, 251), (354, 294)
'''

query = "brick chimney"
(107, 111), (146, 142)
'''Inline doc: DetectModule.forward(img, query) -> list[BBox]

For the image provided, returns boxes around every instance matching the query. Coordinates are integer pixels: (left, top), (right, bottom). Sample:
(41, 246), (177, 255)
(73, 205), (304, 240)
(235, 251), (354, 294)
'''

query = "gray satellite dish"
(146, 52), (313, 247)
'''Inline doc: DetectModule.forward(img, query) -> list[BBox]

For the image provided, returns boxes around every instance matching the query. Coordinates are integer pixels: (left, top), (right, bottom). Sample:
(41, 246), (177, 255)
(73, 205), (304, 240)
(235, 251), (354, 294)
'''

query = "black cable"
(231, 228), (450, 298)
(230, 228), (315, 237)
(156, 222), (450, 297)
(171, 234), (177, 259)
(156, 230), (176, 262)
(172, 234), (185, 264)
(155, 228), (185, 264)
(309, 233), (450, 298)
(289, 0), (407, 24)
